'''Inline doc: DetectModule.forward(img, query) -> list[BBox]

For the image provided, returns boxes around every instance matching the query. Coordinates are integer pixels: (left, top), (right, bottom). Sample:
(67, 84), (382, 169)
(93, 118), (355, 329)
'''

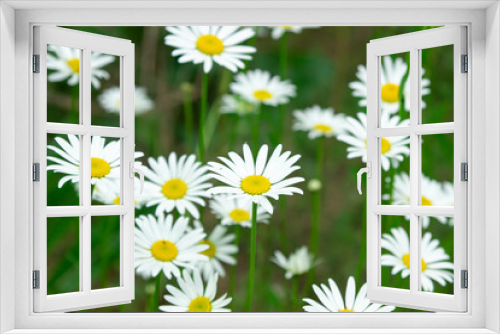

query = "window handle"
(357, 162), (372, 195)
(130, 162), (145, 194)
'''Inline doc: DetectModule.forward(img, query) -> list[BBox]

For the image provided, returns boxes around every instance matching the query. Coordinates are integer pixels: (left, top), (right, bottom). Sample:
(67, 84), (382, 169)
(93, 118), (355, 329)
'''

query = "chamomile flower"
(46, 45), (114, 89)
(268, 26), (319, 40)
(160, 269), (232, 312)
(303, 276), (395, 313)
(219, 94), (258, 116)
(191, 222), (238, 281)
(209, 194), (271, 228)
(337, 112), (410, 171)
(47, 135), (143, 189)
(230, 69), (296, 106)
(381, 227), (454, 292)
(134, 214), (208, 279)
(292, 105), (346, 139)
(164, 26), (256, 73)
(349, 56), (430, 113)
(92, 178), (152, 208)
(207, 143), (304, 214)
(390, 173), (454, 228)
(98, 86), (154, 115)
(271, 246), (317, 279)
(142, 153), (212, 219)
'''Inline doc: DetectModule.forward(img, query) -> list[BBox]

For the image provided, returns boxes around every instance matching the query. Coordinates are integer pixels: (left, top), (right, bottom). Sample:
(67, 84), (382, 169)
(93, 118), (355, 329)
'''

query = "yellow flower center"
(339, 308), (355, 312)
(253, 89), (273, 101)
(113, 197), (121, 205)
(150, 240), (178, 262)
(199, 240), (216, 259)
(313, 124), (333, 134)
(91, 157), (111, 178)
(402, 253), (427, 272)
(162, 179), (188, 200)
(241, 175), (271, 195)
(66, 58), (80, 74)
(188, 296), (212, 312)
(229, 208), (251, 223)
(421, 195), (433, 206)
(196, 35), (225, 56)
(381, 83), (400, 103)
(380, 137), (391, 154)
(281, 26), (293, 29)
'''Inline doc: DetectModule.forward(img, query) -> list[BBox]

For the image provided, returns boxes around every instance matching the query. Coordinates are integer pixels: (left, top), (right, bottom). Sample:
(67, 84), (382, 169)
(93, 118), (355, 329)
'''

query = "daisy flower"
(219, 94), (258, 116)
(292, 105), (347, 139)
(46, 45), (114, 89)
(349, 56), (431, 114)
(230, 69), (296, 107)
(303, 276), (396, 312)
(134, 214), (208, 279)
(381, 227), (454, 292)
(160, 269), (232, 312)
(271, 246), (317, 279)
(142, 153), (212, 219)
(92, 177), (152, 208)
(390, 172), (454, 228)
(207, 143), (304, 214)
(337, 112), (410, 171)
(47, 134), (143, 189)
(209, 194), (271, 228)
(164, 26), (256, 73)
(268, 26), (319, 40)
(98, 86), (154, 115)
(190, 221), (238, 281)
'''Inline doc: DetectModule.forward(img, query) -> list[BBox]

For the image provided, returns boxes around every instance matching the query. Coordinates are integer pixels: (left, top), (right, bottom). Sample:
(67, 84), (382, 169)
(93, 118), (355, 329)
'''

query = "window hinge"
(33, 270), (40, 289)
(461, 162), (468, 181)
(33, 163), (40, 182)
(461, 54), (468, 73)
(461, 270), (468, 289)
(33, 54), (40, 73)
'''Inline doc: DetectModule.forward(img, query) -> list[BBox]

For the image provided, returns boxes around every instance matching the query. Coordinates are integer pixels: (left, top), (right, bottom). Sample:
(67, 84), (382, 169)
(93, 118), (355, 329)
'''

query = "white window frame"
(0, 2), (499, 333)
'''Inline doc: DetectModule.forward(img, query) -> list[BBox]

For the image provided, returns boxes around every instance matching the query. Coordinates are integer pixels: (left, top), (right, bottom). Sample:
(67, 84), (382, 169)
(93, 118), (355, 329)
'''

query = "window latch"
(129, 162), (145, 194)
(357, 162), (372, 195)
(461, 270), (468, 289)
(33, 163), (40, 182)
(33, 270), (40, 289)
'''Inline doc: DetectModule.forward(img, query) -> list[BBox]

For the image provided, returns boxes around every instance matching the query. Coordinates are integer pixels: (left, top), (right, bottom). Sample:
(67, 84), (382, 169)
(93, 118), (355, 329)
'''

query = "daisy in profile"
(207, 143), (304, 214)
(337, 112), (410, 171)
(190, 222), (238, 281)
(142, 153), (212, 219)
(389, 173), (454, 228)
(47, 134), (143, 189)
(92, 178), (152, 208)
(160, 269), (232, 312)
(209, 194), (271, 228)
(381, 227), (454, 292)
(98, 86), (154, 115)
(230, 69), (296, 107)
(134, 214), (208, 279)
(164, 26), (256, 73)
(268, 26), (319, 40)
(349, 56), (430, 113)
(303, 276), (396, 313)
(292, 105), (346, 139)
(219, 94), (258, 116)
(47, 46), (114, 89)
(271, 246), (317, 279)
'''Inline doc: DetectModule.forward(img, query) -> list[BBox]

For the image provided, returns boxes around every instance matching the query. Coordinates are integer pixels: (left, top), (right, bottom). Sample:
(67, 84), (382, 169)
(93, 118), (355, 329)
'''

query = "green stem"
(228, 115), (239, 151)
(153, 274), (162, 312)
(291, 276), (299, 312)
(277, 198), (289, 252)
(182, 83), (194, 152)
(252, 104), (262, 149)
(246, 203), (258, 312)
(198, 71), (209, 162)
(71, 84), (78, 124)
(280, 33), (288, 80)
(355, 194), (368, 284)
(228, 225), (241, 298)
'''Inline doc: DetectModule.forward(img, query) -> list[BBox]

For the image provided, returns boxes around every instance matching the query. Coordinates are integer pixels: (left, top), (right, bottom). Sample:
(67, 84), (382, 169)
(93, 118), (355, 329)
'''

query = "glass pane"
(421, 134), (454, 207)
(47, 133), (81, 206)
(92, 52), (119, 127)
(47, 216), (80, 295)
(421, 45), (454, 124)
(90, 136), (122, 205)
(379, 53), (411, 128)
(381, 215), (410, 290)
(47, 45), (81, 124)
(419, 216), (454, 294)
(91, 216), (121, 289)
(380, 136), (410, 205)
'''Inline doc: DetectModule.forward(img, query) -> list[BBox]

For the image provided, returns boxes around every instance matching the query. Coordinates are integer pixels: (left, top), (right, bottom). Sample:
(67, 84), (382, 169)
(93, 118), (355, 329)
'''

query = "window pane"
(47, 133), (81, 206)
(380, 136), (410, 205)
(47, 216), (80, 295)
(380, 215), (410, 290)
(47, 45), (81, 124)
(421, 45), (454, 124)
(92, 52), (120, 127)
(91, 216), (121, 290)
(90, 136), (122, 205)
